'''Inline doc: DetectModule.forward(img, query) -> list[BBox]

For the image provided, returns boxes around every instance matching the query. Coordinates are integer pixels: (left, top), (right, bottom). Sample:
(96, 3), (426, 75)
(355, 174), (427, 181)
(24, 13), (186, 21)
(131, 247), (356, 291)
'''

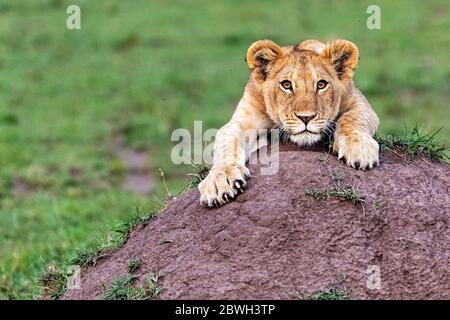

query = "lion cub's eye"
(280, 80), (293, 91)
(317, 79), (328, 90)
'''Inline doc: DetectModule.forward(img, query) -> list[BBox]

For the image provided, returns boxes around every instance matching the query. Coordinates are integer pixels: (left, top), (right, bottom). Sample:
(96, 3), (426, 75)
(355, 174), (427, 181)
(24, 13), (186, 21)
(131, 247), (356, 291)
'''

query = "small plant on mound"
(296, 280), (350, 300)
(67, 249), (104, 269)
(309, 287), (349, 300)
(376, 125), (449, 161)
(306, 170), (365, 206)
(103, 271), (165, 300)
(146, 271), (166, 298)
(127, 258), (142, 273)
(305, 186), (364, 205)
(103, 275), (144, 300)
(186, 162), (210, 186)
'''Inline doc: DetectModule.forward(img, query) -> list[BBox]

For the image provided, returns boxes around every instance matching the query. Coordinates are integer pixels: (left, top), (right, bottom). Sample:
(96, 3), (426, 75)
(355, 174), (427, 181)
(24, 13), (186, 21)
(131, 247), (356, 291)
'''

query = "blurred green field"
(0, 0), (448, 299)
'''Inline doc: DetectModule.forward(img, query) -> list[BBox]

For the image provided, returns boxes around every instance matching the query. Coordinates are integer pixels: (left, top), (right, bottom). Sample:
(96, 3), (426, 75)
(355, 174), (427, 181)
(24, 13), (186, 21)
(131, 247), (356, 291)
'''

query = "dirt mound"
(62, 143), (450, 300)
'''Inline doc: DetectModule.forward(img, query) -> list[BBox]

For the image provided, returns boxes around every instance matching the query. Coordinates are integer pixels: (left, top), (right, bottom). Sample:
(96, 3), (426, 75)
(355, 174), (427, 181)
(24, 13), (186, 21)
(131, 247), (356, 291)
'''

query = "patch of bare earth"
(110, 135), (155, 195)
(63, 143), (450, 300)
(12, 176), (35, 197)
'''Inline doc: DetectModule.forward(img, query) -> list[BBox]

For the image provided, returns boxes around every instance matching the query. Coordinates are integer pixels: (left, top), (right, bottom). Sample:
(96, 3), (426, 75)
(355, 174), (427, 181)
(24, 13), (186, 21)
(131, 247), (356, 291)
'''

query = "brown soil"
(62, 143), (450, 300)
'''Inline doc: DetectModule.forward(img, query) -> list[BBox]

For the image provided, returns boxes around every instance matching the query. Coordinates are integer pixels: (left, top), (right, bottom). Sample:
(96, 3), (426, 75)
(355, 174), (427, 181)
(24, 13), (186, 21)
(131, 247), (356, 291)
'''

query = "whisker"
(271, 121), (290, 142)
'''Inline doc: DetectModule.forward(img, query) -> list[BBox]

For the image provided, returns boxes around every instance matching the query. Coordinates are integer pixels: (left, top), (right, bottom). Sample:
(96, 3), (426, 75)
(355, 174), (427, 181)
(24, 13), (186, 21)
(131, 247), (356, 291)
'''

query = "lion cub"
(199, 39), (379, 207)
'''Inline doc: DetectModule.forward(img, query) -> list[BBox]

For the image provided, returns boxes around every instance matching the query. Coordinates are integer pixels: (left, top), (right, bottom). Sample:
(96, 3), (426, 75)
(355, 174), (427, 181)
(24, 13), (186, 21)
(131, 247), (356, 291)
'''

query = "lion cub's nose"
(295, 113), (316, 125)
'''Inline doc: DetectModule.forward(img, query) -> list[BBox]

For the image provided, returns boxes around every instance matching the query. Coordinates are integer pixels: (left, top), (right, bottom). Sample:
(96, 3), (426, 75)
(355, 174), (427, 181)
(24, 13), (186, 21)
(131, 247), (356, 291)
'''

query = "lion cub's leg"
(198, 99), (272, 207)
(333, 89), (380, 170)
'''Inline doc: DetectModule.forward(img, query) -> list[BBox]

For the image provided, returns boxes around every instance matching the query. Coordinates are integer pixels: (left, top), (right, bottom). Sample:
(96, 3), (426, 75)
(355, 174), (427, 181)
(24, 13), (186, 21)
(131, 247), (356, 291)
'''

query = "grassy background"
(0, 0), (448, 299)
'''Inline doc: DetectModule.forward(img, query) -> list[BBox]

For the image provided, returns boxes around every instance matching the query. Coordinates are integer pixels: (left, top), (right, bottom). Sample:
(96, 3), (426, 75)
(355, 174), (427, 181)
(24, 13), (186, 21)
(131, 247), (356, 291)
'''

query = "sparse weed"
(330, 170), (346, 186)
(376, 126), (449, 162)
(186, 162), (210, 187)
(305, 186), (364, 205)
(159, 168), (173, 198)
(103, 275), (144, 300)
(127, 258), (141, 274)
(372, 200), (390, 225)
(67, 249), (102, 268)
(146, 271), (166, 299)
(103, 271), (166, 300)
(309, 287), (349, 300)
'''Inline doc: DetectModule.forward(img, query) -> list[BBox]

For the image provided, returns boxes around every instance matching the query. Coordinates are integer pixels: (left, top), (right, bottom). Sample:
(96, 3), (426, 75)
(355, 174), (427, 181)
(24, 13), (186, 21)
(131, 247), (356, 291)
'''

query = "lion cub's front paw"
(334, 133), (379, 170)
(198, 164), (250, 207)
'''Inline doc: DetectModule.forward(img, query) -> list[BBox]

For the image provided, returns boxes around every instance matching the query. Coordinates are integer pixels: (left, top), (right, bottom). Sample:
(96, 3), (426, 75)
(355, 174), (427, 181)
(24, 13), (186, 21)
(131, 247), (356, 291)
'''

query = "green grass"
(187, 163), (210, 187)
(376, 126), (449, 161)
(68, 208), (158, 266)
(103, 275), (144, 300)
(0, 0), (449, 299)
(305, 186), (365, 205)
(127, 258), (141, 274)
(103, 271), (165, 300)
(37, 264), (68, 300)
(309, 287), (349, 300)
(145, 271), (166, 299)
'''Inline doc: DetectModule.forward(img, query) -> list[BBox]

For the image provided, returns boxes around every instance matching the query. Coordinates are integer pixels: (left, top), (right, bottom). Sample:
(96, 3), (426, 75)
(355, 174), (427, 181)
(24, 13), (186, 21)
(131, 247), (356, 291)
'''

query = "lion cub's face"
(266, 51), (341, 145)
(246, 39), (359, 146)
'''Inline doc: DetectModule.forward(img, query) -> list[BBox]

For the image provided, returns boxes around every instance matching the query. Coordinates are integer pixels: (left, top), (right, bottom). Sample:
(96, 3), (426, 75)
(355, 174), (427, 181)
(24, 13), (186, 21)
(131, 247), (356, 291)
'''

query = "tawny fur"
(199, 39), (379, 207)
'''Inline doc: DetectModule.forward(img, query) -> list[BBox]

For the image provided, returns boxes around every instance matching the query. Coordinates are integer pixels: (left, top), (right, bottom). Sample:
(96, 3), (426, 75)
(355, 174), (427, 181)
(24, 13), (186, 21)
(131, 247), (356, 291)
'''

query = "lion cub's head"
(246, 39), (359, 146)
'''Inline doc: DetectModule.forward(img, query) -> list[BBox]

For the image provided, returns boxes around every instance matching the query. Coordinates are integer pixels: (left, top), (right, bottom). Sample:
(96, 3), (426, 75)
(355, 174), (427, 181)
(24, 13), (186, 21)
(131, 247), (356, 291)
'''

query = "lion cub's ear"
(246, 40), (284, 79)
(320, 40), (359, 81)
